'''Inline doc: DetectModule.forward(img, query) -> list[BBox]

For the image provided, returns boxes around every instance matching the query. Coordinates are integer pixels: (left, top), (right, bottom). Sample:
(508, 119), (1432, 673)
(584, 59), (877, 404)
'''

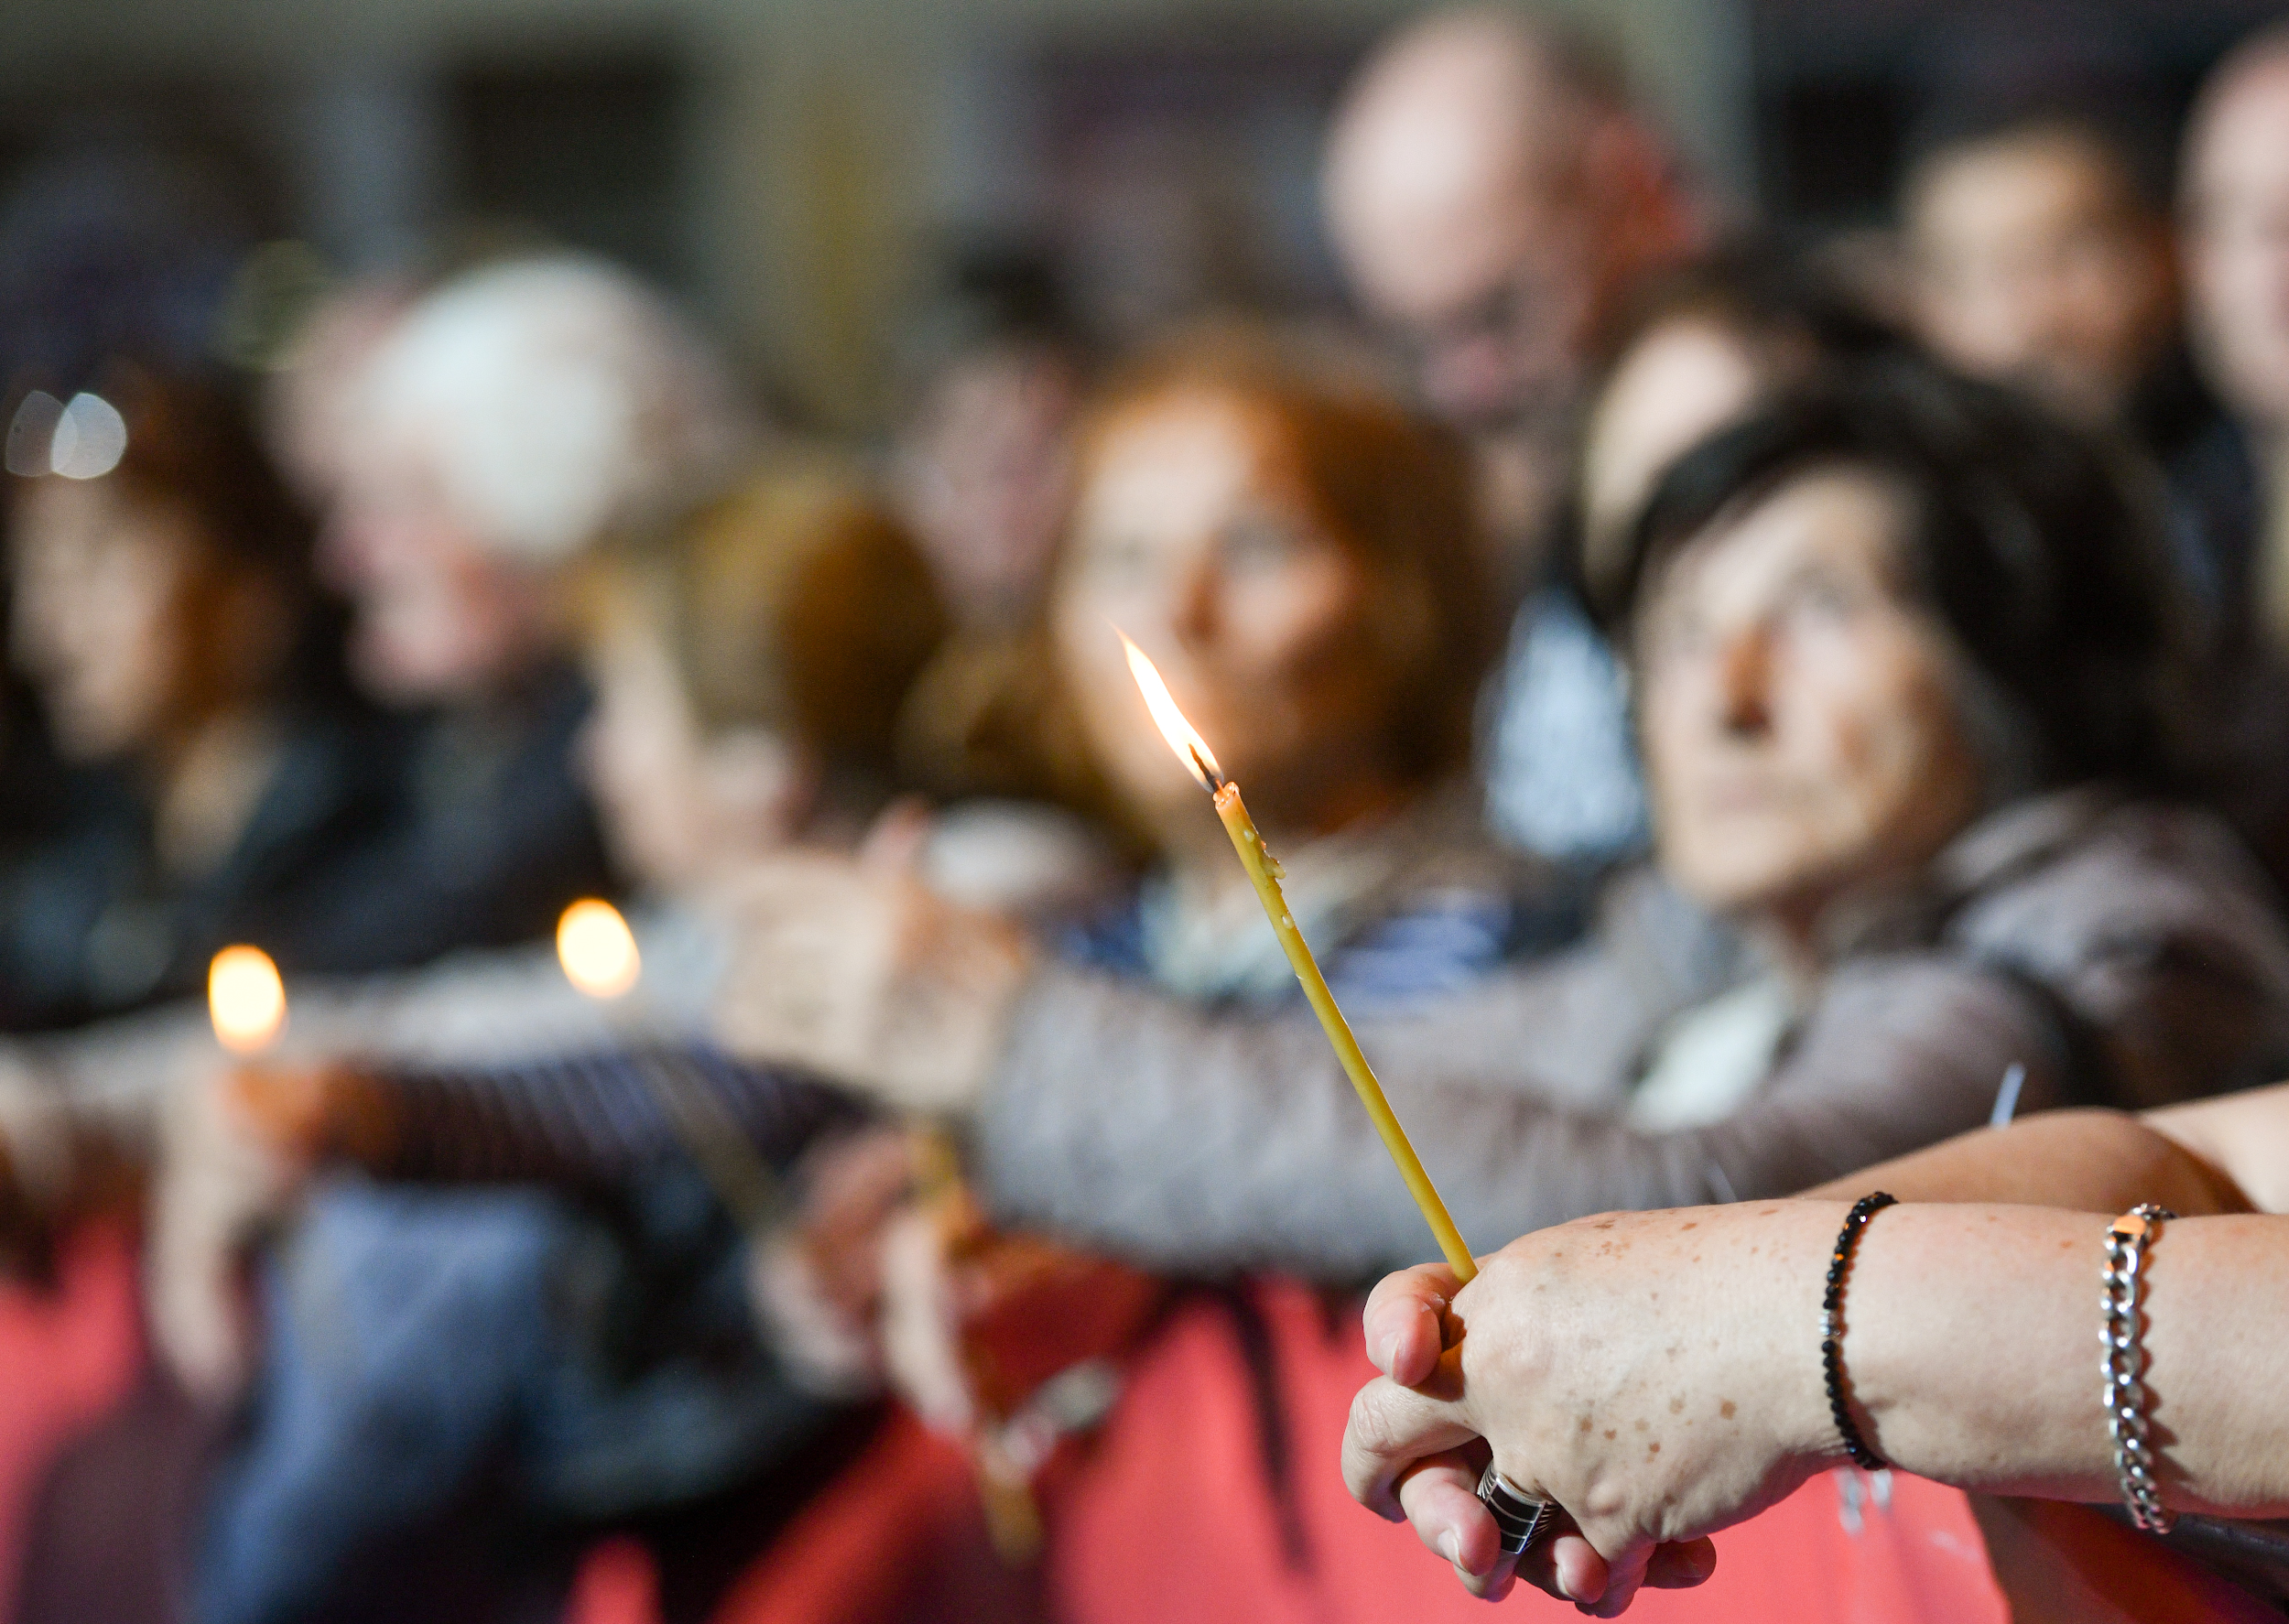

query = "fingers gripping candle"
(1117, 632), (1477, 1282)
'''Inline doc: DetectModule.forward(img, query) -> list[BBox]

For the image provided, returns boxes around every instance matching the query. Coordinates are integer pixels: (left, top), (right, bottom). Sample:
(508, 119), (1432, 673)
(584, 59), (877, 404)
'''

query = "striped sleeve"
(362, 1045), (855, 1186)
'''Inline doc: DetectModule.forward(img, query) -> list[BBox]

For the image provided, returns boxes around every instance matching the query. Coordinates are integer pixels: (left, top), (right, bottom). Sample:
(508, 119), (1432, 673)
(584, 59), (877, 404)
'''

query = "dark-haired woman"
(0, 366), (400, 1032)
(715, 360), (2289, 1624)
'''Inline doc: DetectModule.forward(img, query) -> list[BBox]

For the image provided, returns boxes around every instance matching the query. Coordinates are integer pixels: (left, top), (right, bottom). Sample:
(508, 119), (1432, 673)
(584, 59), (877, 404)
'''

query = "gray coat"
(975, 788), (2289, 1282)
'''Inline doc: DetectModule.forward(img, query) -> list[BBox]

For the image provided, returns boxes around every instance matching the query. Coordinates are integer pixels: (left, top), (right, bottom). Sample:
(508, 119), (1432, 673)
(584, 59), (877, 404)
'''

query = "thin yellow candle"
(1118, 632), (1477, 1282)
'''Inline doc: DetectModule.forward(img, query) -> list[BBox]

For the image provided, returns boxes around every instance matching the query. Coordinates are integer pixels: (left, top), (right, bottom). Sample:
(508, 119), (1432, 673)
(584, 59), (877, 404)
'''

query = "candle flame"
(209, 946), (287, 1055)
(1117, 629), (1223, 792)
(558, 899), (642, 1000)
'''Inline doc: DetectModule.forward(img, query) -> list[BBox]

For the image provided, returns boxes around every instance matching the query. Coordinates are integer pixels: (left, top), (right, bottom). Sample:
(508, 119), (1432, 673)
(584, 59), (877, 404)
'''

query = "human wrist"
(1735, 1200), (1866, 1469)
(881, 909), (1036, 1118)
(1817, 1205), (2104, 1493)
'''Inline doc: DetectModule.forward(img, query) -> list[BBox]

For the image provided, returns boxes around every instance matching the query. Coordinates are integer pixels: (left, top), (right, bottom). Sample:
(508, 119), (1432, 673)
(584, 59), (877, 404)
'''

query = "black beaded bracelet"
(1820, 1193), (1897, 1471)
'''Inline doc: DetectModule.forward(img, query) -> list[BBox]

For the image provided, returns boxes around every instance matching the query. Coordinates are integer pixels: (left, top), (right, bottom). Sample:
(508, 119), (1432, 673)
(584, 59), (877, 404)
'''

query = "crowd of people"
(4, 7), (2289, 1622)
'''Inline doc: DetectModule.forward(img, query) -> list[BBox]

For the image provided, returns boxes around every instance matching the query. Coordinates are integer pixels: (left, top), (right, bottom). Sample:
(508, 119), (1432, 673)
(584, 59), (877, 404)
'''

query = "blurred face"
(2185, 62), (2289, 438)
(7, 476), (200, 762)
(264, 286), (407, 506)
(1334, 161), (1598, 445)
(896, 350), (1078, 626)
(1053, 390), (1399, 833)
(1636, 468), (1985, 937)
(1909, 133), (2175, 428)
(321, 431), (554, 705)
(1580, 317), (1768, 579)
(577, 620), (805, 892)
(1324, 69), (1619, 559)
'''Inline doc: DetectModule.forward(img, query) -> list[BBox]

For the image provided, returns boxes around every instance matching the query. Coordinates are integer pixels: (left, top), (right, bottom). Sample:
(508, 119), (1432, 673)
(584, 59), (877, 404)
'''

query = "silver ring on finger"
(1476, 1462), (1558, 1555)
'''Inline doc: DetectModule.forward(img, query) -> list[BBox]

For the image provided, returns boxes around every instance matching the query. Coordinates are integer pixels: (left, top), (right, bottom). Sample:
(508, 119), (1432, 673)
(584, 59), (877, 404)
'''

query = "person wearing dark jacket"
(0, 363), (405, 1032)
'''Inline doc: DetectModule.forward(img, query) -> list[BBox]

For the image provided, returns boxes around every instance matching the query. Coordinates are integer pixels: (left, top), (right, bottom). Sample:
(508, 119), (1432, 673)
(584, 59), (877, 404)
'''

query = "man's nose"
(1713, 623), (1774, 738)
(1168, 553), (1219, 650)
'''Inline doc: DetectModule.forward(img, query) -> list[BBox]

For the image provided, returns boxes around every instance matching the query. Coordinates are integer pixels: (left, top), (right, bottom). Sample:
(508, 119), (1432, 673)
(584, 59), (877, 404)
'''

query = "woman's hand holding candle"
(148, 947), (305, 1403)
(1343, 1205), (1850, 1614)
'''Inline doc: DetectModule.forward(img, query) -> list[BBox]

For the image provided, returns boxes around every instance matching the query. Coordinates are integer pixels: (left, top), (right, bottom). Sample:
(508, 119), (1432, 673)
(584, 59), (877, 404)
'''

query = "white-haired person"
(309, 251), (755, 965)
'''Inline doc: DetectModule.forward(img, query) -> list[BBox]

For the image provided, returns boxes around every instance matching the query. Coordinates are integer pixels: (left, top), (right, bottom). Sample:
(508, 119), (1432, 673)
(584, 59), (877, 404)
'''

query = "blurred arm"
(289, 1047), (855, 1188)
(973, 953), (2066, 1281)
(2146, 1081), (2289, 1214)
(1805, 1106), (2256, 1214)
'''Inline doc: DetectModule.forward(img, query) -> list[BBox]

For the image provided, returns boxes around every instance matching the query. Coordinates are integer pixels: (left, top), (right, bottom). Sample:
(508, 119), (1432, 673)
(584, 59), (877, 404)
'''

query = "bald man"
(2184, 23), (2289, 648)
(1322, 6), (1699, 861)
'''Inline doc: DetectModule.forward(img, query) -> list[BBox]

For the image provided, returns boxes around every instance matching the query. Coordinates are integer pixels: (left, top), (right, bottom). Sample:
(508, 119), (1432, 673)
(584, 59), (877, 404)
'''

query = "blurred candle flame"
(1117, 629), (1223, 792)
(209, 946), (287, 1055)
(558, 899), (642, 1000)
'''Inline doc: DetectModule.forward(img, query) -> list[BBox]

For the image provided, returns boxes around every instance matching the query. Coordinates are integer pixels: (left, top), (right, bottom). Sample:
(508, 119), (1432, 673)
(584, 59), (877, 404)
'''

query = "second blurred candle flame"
(209, 946), (287, 1055)
(559, 899), (642, 1000)
(1117, 629), (1223, 792)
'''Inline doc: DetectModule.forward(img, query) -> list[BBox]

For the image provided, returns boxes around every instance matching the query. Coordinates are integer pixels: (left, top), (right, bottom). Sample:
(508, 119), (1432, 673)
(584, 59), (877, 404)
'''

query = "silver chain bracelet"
(2101, 1204), (2175, 1534)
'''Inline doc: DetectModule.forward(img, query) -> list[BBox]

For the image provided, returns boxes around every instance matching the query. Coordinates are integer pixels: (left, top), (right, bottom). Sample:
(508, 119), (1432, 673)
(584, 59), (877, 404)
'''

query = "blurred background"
(15, 2), (2289, 1620)
(3, 0), (2273, 432)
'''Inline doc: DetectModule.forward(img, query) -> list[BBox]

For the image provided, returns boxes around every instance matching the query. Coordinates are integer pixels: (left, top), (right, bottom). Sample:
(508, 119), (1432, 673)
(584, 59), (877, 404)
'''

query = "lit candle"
(557, 898), (642, 1000)
(554, 898), (780, 1229)
(1118, 633), (1477, 1281)
(208, 945), (287, 1056)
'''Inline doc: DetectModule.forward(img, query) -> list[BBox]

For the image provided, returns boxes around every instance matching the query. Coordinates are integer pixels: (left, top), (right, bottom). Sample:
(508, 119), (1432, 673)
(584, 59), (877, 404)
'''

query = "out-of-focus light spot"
(49, 394), (128, 480)
(5, 392), (62, 477)
(209, 946), (287, 1055)
(558, 899), (641, 1000)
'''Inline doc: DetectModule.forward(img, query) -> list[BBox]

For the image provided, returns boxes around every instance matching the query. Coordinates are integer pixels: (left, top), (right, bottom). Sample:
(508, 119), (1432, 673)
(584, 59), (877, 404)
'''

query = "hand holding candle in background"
(153, 947), (305, 1402)
(554, 898), (787, 1230)
(710, 839), (1035, 1118)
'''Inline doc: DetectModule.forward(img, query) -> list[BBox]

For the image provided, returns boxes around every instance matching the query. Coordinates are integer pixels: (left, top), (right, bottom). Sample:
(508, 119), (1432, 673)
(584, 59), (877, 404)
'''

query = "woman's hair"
(1593, 363), (2191, 792)
(7, 363), (310, 580)
(1068, 326), (1502, 786)
(357, 254), (753, 563)
(1570, 242), (1914, 596)
(5, 362), (329, 702)
(580, 458), (949, 792)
